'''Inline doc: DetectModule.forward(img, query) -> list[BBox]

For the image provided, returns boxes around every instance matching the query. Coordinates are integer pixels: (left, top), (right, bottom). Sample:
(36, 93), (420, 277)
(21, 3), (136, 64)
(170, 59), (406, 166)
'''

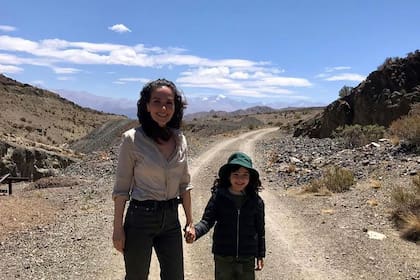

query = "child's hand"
(184, 223), (196, 243)
(255, 258), (264, 271)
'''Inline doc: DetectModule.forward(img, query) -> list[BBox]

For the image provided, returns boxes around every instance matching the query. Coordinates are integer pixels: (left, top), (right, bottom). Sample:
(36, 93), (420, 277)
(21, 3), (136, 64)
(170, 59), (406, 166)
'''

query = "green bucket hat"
(218, 152), (260, 181)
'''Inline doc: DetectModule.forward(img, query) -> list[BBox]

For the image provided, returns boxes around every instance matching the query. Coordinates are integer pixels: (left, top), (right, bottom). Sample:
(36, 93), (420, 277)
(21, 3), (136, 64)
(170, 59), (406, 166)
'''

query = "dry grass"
(391, 175), (420, 242)
(306, 166), (354, 194)
(389, 110), (420, 147)
(0, 76), (125, 149)
(400, 213), (420, 241)
(369, 179), (382, 189)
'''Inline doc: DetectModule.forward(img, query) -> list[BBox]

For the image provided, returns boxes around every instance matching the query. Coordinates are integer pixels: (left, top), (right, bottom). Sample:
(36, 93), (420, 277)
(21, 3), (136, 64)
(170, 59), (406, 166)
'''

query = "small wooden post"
(8, 180), (12, 195)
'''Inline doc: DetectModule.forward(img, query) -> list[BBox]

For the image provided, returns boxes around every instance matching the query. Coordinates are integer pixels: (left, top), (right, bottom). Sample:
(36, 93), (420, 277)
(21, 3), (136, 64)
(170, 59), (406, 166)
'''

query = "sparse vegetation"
(338, 85), (353, 98)
(389, 108), (420, 148)
(333, 124), (385, 147)
(377, 56), (400, 71)
(307, 166), (354, 193)
(391, 175), (420, 242)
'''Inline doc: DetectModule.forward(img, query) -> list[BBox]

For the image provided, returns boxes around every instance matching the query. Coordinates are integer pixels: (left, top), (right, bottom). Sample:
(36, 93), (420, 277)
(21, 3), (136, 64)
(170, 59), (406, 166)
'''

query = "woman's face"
(229, 167), (250, 192)
(146, 86), (175, 127)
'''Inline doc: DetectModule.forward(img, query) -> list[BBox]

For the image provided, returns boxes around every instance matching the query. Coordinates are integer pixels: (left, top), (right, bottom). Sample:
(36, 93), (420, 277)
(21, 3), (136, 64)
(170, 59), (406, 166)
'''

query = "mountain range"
(56, 89), (325, 118)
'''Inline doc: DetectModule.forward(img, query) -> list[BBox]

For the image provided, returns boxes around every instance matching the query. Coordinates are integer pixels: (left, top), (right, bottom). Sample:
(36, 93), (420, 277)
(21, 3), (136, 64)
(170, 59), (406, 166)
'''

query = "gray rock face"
(0, 140), (75, 180)
(295, 51), (420, 138)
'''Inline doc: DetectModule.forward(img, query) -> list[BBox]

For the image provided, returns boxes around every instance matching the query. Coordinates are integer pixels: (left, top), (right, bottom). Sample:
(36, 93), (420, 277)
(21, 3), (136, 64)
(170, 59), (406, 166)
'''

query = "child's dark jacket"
(194, 188), (265, 258)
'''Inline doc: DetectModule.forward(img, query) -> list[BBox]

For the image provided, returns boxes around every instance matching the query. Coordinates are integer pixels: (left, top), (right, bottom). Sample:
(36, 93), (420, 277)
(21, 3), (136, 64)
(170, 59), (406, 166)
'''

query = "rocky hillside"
(0, 74), (127, 179)
(294, 50), (420, 138)
(0, 74), (126, 148)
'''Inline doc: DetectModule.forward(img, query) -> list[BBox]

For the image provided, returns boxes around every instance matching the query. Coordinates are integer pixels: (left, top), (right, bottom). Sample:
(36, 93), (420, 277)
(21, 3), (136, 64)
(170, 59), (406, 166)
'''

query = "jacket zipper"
(236, 209), (240, 258)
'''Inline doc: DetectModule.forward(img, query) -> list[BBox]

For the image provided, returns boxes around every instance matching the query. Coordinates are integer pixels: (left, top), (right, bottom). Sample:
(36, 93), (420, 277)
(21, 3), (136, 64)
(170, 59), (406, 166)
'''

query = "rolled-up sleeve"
(178, 134), (193, 194)
(179, 160), (193, 194)
(112, 132), (134, 201)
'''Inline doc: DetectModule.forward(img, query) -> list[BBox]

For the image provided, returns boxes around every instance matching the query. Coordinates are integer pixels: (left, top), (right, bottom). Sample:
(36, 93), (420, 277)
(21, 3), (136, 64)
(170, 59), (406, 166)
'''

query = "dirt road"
(103, 127), (419, 280)
(180, 127), (348, 280)
(105, 127), (348, 280)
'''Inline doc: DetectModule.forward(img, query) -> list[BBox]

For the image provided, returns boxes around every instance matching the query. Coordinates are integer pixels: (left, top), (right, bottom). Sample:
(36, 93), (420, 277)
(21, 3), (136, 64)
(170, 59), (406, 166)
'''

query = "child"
(186, 152), (265, 280)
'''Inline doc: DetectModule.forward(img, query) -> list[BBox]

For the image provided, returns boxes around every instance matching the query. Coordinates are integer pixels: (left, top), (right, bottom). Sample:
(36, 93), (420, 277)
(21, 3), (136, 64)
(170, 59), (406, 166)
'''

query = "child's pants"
(214, 255), (255, 280)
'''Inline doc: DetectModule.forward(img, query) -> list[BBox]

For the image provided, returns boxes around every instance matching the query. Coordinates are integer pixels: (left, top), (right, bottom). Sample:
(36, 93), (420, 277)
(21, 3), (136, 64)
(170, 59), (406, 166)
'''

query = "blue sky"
(1, 0), (420, 113)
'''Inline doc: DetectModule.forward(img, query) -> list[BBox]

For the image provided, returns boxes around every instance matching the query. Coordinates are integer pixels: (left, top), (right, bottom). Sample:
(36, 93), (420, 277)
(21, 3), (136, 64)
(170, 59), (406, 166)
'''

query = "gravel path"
(1, 127), (419, 280)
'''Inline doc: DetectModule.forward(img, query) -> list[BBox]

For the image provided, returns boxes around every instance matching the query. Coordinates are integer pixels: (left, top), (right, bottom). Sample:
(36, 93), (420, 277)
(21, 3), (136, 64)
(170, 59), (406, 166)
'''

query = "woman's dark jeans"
(124, 202), (183, 280)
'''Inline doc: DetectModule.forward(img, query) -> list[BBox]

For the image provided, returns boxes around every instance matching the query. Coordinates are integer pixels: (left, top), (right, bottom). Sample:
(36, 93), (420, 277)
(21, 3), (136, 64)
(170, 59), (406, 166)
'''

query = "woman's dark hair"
(212, 164), (262, 196)
(137, 79), (186, 142)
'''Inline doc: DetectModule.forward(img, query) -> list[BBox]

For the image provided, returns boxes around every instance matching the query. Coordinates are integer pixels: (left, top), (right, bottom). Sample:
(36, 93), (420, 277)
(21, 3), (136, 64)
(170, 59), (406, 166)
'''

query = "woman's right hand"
(113, 226), (125, 253)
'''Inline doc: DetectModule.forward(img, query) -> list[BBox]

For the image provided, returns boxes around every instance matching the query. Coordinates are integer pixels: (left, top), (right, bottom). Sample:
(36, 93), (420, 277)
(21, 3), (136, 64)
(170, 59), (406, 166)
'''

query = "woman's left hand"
(184, 223), (196, 243)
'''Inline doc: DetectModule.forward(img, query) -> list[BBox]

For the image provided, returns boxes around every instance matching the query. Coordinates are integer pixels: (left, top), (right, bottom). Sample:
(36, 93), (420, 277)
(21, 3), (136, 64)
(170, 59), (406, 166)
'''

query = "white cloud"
(325, 66), (351, 72)
(0, 34), (314, 98)
(177, 66), (309, 98)
(57, 76), (74, 81)
(31, 80), (44, 85)
(0, 25), (17, 32)
(108, 24), (132, 33)
(0, 64), (23, 73)
(314, 73), (328, 79)
(0, 35), (38, 52)
(53, 67), (80, 74)
(325, 73), (365, 82)
(230, 71), (249, 79)
(118, 77), (150, 83)
(258, 76), (311, 87)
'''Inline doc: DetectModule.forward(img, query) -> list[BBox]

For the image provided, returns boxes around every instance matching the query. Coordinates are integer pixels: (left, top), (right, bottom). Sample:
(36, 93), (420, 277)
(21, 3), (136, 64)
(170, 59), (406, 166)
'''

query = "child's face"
(229, 167), (250, 192)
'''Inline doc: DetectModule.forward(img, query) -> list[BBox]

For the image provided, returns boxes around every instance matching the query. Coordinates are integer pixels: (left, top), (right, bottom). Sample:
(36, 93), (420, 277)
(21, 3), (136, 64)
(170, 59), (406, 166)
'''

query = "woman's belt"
(130, 197), (181, 209)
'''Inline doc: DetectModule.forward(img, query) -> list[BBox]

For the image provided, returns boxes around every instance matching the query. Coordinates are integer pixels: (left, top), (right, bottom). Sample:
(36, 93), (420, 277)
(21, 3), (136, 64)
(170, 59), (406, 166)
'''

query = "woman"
(112, 79), (193, 280)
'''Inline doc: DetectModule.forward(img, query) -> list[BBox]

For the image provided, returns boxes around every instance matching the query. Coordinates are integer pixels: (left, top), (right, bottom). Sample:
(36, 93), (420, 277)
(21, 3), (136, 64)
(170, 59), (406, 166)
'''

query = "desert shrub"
(303, 179), (323, 192)
(333, 124), (385, 147)
(377, 56), (399, 71)
(338, 85), (353, 98)
(308, 166), (354, 193)
(302, 179), (331, 195)
(389, 113), (420, 148)
(391, 176), (420, 242)
(400, 213), (420, 241)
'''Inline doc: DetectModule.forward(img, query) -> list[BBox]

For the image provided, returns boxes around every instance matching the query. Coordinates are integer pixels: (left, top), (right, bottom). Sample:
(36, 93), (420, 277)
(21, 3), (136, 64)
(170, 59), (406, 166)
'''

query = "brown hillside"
(0, 74), (126, 149)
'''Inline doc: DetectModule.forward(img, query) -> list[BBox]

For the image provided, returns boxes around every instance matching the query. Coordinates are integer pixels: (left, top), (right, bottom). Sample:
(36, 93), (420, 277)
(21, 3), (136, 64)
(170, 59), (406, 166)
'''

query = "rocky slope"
(295, 50), (420, 138)
(0, 74), (126, 147)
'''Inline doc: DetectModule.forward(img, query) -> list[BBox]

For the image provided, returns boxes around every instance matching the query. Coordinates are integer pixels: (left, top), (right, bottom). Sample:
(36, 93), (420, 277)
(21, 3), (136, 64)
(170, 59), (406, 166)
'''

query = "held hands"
(183, 223), (196, 243)
(255, 258), (264, 271)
